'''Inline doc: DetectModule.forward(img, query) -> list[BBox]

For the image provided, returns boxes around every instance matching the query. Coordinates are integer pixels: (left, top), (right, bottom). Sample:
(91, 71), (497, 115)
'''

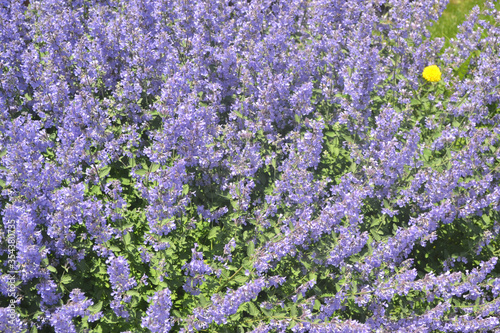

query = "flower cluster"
(141, 288), (173, 333)
(1, 0), (499, 332)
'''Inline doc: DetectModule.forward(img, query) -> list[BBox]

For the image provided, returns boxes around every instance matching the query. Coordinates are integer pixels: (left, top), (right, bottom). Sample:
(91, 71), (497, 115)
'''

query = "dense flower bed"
(1, 0), (500, 332)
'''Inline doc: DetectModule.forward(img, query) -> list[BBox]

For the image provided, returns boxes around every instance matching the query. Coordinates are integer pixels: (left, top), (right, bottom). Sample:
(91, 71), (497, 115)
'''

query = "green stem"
(215, 265), (244, 294)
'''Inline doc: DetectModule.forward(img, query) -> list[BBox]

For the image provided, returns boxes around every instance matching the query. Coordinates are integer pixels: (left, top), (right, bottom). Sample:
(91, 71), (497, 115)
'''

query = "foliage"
(0, 0), (500, 332)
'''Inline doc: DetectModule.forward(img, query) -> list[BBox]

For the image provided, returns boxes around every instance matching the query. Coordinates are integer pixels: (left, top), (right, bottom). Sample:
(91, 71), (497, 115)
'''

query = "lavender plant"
(1, 0), (500, 332)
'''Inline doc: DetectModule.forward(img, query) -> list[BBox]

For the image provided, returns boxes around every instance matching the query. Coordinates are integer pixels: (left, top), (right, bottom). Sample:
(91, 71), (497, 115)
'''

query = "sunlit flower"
(422, 65), (442, 82)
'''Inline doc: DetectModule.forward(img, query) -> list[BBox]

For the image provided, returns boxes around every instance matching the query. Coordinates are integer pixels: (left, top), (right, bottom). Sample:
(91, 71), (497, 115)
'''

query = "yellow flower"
(422, 65), (441, 82)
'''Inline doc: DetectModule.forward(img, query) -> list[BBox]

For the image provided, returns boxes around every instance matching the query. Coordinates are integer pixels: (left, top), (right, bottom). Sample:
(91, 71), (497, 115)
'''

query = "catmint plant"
(0, 0), (500, 332)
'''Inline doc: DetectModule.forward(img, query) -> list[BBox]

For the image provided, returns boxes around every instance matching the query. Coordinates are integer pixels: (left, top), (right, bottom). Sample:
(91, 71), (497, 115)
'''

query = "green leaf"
(88, 185), (102, 196)
(99, 166), (111, 179)
(123, 232), (131, 245)
(233, 110), (246, 119)
(126, 290), (141, 297)
(207, 226), (221, 240)
(135, 169), (147, 176)
(47, 266), (57, 273)
(247, 302), (259, 316)
(230, 312), (242, 322)
(108, 245), (121, 252)
(199, 294), (209, 307)
(371, 230), (381, 241)
(423, 148), (432, 161)
(128, 157), (136, 168)
(150, 163), (160, 173)
(234, 275), (248, 284)
(410, 98), (421, 106)
(383, 199), (390, 209)
(32, 311), (44, 320)
(120, 177), (131, 185)
(60, 275), (73, 285)
(247, 241), (255, 256)
(473, 296), (481, 311)
(88, 301), (103, 313)
(290, 304), (298, 317)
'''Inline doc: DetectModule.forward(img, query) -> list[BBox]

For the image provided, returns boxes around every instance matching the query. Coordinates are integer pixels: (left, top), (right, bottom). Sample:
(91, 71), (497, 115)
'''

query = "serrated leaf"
(129, 158), (136, 168)
(123, 232), (131, 245)
(423, 148), (432, 161)
(208, 226), (220, 240)
(383, 199), (390, 209)
(474, 296), (481, 311)
(247, 302), (259, 316)
(99, 166), (111, 179)
(198, 294), (209, 307)
(108, 245), (121, 252)
(88, 185), (102, 195)
(150, 163), (160, 173)
(410, 98), (421, 106)
(230, 312), (241, 321)
(234, 275), (248, 284)
(290, 304), (298, 317)
(120, 177), (131, 185)
(60, 275), (73, 285)
(247, 241), (255, 256)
